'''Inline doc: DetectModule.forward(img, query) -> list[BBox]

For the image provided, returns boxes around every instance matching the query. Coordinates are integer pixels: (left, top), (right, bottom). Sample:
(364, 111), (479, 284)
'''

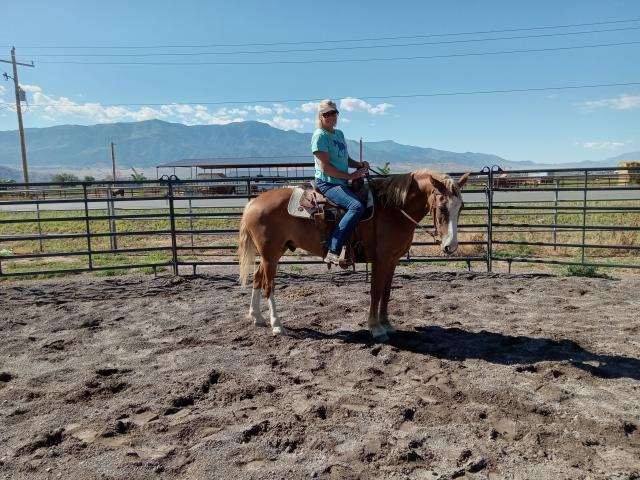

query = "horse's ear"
(458, 172), (471, 189)
(429, 175), (447, 194)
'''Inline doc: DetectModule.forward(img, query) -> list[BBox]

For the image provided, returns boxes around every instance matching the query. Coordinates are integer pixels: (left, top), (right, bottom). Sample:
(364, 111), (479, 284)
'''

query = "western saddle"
(288, 178), (374, 268)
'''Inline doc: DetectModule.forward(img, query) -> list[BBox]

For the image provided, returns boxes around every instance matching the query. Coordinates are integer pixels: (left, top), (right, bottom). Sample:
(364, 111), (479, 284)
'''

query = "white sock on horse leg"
(268, 294), (285, 334)
(249, 288), (266, 326)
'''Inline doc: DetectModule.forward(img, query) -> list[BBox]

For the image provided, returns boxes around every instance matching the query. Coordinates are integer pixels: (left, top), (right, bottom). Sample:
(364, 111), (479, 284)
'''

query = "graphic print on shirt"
(333, 139), (346, 156)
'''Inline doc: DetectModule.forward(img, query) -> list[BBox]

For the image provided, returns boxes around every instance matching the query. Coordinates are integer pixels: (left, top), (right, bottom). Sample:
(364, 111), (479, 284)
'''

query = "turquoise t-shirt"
(311, 128), (349, 185)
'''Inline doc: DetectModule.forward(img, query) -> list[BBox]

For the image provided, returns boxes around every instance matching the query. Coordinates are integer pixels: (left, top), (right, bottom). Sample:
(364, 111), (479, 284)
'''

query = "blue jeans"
(315, 178), (364, 254)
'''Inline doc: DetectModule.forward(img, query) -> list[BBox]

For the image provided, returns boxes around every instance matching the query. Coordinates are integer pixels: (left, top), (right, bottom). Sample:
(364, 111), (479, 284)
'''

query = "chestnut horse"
(238, 170), (470, 342)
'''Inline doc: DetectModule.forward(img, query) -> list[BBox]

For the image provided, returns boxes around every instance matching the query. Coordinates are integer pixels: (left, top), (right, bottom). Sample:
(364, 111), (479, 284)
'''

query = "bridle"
(399, 194), (441, 242)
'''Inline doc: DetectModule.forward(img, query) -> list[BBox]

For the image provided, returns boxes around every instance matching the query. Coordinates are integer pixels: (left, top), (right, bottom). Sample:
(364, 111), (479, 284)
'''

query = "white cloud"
(300, 101), (320, 113)
(582, 140), (632, 150)
(582, 94), (640, 110)
(339, 97), (392, 115)
(161, 103), (194, 114)
(9, 84), (312, 130)
(264, 116), (303, 130)
(246, 105), (272, 115)
(272, 103), (295, 115)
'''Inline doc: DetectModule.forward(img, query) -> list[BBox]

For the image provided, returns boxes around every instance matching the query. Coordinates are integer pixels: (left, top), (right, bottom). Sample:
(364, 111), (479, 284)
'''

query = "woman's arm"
(315, 152), (366, 180)
(348, 157), (370, 169)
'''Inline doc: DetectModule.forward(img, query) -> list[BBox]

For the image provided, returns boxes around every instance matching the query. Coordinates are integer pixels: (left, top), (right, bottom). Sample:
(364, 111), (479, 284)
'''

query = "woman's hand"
(349, 167), (368, 180)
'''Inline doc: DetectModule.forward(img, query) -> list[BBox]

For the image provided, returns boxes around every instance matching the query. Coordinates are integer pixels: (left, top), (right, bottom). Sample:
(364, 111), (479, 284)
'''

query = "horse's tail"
(238, 201), (257, 287)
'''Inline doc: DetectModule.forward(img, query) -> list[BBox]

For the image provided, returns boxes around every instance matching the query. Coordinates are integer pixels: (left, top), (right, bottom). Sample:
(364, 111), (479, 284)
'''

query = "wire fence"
(1, 165), (639, 279)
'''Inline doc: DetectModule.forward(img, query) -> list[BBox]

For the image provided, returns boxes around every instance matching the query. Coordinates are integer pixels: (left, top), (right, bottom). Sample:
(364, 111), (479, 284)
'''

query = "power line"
(22, 26), (640, 58)
(3, 81), (639, 108)
(3, 17), (640, 50)
(33, 40), (640, 65)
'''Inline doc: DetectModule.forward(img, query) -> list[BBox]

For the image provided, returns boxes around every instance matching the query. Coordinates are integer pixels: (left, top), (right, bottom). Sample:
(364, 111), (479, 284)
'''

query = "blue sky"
(1, 0), (639, 164)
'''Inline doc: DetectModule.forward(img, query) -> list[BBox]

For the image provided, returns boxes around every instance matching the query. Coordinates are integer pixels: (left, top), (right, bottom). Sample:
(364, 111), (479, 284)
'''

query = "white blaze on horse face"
(441, 195), (462, 254)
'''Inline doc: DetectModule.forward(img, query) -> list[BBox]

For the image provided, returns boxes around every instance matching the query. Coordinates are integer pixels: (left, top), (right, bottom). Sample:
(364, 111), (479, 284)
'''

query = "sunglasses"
(322, 110), (339, 118)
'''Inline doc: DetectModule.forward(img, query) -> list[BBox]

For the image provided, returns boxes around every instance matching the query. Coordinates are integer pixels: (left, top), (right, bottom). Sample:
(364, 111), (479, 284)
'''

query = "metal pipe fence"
(1, 165), (639, 279)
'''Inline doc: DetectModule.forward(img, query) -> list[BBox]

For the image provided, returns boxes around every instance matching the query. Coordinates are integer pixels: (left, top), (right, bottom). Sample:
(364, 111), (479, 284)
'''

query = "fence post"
(35, 196), (44, 253)
(188, 198), (194, 249)
(581, 170), (588, 264)
(553, 178), (559, 251)
(484, 167), (494, 273)
(83, 184), (93, 271)
(167, 178), (179, 276)
(107, 188), (118, 250)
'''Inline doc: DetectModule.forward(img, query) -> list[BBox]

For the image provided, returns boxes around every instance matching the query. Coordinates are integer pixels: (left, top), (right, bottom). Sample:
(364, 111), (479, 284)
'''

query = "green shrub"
(565, 265), (608, 278)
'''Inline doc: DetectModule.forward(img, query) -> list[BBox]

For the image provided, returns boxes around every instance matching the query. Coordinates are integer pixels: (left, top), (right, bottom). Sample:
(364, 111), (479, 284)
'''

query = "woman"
(311, 99), (370, 267)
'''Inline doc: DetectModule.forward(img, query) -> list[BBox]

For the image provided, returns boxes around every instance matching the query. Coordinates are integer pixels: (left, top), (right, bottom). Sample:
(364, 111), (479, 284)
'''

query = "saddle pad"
(287, 186), (314, 219)
(287, 186), (375, 221)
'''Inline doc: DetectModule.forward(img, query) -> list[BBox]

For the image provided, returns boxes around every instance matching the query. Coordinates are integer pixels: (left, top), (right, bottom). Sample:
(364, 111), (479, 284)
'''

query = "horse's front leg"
(379, 263), (397, 334)
(368, 261), (391, 342)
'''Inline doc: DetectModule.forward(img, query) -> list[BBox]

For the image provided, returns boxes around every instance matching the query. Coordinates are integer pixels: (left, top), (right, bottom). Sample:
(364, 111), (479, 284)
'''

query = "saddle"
(287, 180), (374, 266)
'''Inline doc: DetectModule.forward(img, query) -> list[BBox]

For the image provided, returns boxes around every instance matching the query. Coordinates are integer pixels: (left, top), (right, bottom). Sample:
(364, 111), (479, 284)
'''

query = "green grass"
(565, 265), (609, 279)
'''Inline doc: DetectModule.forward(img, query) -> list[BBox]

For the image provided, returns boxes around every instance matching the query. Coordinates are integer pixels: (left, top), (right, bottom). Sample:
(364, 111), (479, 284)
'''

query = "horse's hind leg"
(379, 264), (397, 334)
(249, 264), (267, 327)
(260, 258), (286, 335)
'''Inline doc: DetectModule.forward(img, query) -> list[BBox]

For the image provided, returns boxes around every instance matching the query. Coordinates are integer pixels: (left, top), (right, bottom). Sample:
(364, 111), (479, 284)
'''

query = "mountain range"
(0, 120), (636, 181)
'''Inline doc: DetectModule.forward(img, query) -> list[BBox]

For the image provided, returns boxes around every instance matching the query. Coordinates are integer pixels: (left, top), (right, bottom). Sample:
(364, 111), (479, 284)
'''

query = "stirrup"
(338, 247), (352, 270)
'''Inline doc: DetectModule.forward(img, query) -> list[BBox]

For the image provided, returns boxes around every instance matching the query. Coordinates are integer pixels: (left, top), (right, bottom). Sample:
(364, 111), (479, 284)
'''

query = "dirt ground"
(0, 265), (639, 480)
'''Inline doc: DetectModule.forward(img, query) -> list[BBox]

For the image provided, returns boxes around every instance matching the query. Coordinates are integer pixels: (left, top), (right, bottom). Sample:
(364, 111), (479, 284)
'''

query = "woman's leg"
(321, 184), (364, 253)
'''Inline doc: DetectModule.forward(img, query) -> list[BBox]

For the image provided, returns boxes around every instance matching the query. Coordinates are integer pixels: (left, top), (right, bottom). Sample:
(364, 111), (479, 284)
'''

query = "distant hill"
(0, 120), (512, 172)
(0, 119), (629, 174)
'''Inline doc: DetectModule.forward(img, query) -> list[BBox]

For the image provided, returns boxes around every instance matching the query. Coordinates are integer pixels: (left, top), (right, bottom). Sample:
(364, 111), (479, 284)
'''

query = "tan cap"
(318, 99), (339, 115)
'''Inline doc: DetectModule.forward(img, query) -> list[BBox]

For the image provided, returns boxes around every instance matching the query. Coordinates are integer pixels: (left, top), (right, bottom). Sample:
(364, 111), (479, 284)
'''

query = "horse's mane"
(371, 169), (459, 208)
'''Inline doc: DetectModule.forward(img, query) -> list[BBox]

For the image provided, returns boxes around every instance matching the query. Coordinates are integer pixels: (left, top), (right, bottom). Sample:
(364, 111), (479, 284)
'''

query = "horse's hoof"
(272, 326), (288, 336)
(382, 323), (396, 334)
(370, 327), (389, 343)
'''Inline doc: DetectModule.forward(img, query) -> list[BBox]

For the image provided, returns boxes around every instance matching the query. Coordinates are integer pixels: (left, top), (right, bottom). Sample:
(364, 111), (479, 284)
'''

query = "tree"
(51, 173), (80, 183)
(0, 178), (16, 184)
(83, 175), (96, 182)
(378, 161), (391, 175)
(130, 168), (147, 181)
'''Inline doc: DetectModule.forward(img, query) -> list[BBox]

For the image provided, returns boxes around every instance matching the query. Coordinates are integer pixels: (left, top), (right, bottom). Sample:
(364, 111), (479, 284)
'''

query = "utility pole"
(110, 142), (117, 182)
(1, 47), (35, 186)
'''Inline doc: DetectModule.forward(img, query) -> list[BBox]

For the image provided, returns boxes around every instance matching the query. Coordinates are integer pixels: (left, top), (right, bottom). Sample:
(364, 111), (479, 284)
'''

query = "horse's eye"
(439, 205), (448, 212)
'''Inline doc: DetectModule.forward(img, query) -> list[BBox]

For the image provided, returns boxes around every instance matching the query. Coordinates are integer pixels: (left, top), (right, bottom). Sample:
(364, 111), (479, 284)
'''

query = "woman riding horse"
(312, 99), (370, 267)
(239, 115), (471, 341)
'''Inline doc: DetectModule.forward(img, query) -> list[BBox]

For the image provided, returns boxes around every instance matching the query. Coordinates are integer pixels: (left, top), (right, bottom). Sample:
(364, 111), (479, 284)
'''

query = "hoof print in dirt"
(240, 420), (269, 443)
(515, 364), (538, 373)
(42, 339), (66, 351)
(0, 372), (12, 382)
(16, 428), (64, 455)
(95, 367), (121, 377)
(102, 420), (134, 438)
(623, 421), (637, 436)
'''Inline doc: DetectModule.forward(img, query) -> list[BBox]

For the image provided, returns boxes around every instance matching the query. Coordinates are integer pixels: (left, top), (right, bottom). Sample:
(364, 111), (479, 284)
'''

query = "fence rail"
(1, 165), (640, 278)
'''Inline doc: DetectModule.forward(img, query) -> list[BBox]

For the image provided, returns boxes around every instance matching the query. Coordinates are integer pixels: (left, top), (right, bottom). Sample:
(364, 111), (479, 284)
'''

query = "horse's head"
(424, 172), (471, 255)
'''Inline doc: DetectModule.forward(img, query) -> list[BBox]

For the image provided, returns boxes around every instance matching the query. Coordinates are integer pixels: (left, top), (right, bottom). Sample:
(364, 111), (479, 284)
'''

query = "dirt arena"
(0, 265), (639, 479)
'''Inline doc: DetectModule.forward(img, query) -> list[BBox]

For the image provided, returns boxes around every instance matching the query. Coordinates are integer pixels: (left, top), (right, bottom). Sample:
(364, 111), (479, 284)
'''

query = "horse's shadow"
(289, 325), (640, 381)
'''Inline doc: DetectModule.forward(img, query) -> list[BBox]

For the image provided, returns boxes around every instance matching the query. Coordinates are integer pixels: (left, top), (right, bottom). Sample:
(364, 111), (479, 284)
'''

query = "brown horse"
(238, 169), (470, 342)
